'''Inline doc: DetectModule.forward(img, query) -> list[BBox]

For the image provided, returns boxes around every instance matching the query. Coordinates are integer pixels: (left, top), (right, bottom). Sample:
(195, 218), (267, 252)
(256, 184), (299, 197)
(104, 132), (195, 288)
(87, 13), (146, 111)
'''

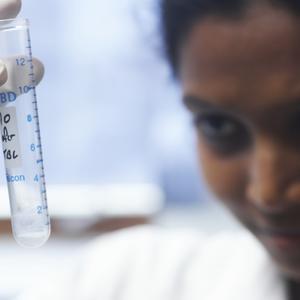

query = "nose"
(246, 136), (300, 212)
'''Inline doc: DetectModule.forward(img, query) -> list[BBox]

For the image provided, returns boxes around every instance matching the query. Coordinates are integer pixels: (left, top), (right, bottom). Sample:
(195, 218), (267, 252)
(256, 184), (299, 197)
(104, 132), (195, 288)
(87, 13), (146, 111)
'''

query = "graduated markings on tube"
(0, 107), (22, 168)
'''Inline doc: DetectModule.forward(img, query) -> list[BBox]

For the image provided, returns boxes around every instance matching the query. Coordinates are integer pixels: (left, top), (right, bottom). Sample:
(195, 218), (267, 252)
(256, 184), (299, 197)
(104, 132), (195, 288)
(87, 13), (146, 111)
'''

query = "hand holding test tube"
(0, 0), (50, 248)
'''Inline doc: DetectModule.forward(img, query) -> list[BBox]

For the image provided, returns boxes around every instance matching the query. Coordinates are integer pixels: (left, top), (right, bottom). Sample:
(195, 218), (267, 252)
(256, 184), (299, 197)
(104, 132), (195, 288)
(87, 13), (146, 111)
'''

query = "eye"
(196, 115), (236, 137)
(194, 113), (251, 155)
(288, 111), (300, 136)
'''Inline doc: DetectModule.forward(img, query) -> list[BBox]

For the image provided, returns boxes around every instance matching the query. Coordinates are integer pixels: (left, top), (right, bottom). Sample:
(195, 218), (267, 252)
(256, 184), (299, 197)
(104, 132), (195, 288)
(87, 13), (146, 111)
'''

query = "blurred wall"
(18, 0), (206, 205)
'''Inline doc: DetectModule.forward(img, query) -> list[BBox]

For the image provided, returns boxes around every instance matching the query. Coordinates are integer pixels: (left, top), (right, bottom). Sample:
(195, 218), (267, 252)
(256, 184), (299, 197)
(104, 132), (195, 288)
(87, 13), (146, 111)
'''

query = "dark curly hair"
(161, 0), (300, 75)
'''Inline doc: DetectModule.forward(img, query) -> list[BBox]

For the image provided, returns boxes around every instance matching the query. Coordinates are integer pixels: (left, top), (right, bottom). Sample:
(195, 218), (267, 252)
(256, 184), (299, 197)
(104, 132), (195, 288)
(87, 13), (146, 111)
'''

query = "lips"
(244, 212), (300, 238)
(258, 228), (300, 237)
(255, 227), (300, 252)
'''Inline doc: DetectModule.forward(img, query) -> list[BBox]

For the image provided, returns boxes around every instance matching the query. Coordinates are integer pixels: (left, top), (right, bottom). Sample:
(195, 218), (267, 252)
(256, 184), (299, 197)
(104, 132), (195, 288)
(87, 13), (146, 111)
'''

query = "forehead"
(180, 5), (300, 112)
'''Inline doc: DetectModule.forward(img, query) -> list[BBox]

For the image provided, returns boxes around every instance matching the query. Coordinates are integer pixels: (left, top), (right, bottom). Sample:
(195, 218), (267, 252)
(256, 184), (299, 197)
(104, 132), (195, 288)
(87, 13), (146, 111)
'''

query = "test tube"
(0, 18), (50, 247)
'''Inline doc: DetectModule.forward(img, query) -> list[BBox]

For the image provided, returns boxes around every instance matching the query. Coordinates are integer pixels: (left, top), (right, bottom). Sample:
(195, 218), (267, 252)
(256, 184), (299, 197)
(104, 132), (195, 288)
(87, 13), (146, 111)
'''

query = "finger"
(0, 56), (44, 98)
(32, 57), (44, 86)
(0, 0), (21, 19)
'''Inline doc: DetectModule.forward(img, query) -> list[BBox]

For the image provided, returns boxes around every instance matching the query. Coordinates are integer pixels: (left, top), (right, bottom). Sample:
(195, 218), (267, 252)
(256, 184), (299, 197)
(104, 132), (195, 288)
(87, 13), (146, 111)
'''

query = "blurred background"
(0, 0), (240, 299)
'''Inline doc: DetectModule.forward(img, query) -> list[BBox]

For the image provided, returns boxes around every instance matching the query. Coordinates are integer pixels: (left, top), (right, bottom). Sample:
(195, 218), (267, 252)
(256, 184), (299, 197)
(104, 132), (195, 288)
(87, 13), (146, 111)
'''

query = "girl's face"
(180, 4), (300, 280)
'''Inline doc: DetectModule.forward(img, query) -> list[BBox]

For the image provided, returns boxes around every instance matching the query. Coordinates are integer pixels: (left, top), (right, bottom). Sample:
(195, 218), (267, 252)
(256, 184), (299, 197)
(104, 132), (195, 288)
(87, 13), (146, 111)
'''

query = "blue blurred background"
(21, 0), (205, 206)
(0, 2), (242, 299)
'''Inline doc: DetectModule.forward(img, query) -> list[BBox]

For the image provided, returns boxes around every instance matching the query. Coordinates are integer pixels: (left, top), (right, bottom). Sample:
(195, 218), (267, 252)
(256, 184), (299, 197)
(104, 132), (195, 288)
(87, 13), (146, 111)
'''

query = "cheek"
(197, 139), (249, 206)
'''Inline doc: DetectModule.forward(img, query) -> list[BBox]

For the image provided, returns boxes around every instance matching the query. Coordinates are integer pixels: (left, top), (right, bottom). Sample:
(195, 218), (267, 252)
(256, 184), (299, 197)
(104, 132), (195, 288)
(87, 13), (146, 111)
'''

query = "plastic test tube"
(0, 18), (50, 247)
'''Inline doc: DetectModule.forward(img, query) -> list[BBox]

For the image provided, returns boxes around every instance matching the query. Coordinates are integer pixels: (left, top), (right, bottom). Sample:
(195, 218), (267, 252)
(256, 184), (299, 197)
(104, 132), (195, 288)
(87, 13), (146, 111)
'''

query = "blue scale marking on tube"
(26, 26), (50, 229)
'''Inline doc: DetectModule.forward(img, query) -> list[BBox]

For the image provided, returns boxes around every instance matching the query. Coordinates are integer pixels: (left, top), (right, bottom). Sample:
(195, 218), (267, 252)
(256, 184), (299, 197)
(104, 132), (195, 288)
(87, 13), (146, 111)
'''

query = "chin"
(276, 262), (300, 282)
(251, 232), (300, 282)
(262, 243), (300, 282)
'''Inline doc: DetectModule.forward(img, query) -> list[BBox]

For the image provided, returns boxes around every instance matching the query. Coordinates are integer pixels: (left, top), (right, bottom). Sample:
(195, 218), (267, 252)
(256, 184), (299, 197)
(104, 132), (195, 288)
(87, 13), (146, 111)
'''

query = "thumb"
(0, 56), (44, 96)
(32, 57), (44, 85)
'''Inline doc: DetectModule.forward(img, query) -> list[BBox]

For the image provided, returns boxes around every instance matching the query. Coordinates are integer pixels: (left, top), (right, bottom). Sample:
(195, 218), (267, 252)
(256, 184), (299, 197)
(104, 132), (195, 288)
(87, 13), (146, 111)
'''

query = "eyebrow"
(184, 95), (300, 114)
(183, 95), (218, 111)
(183, 95), (244, 120)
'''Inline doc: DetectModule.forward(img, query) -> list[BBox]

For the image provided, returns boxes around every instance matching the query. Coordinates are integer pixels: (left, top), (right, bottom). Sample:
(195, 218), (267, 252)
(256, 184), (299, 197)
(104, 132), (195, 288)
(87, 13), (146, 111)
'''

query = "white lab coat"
(18, 226), (287, 300)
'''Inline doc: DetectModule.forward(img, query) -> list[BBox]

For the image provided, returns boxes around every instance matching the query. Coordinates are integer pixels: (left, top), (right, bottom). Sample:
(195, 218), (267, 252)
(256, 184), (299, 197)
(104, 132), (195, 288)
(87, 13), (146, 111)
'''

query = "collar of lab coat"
(181, 230), (286, 300)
